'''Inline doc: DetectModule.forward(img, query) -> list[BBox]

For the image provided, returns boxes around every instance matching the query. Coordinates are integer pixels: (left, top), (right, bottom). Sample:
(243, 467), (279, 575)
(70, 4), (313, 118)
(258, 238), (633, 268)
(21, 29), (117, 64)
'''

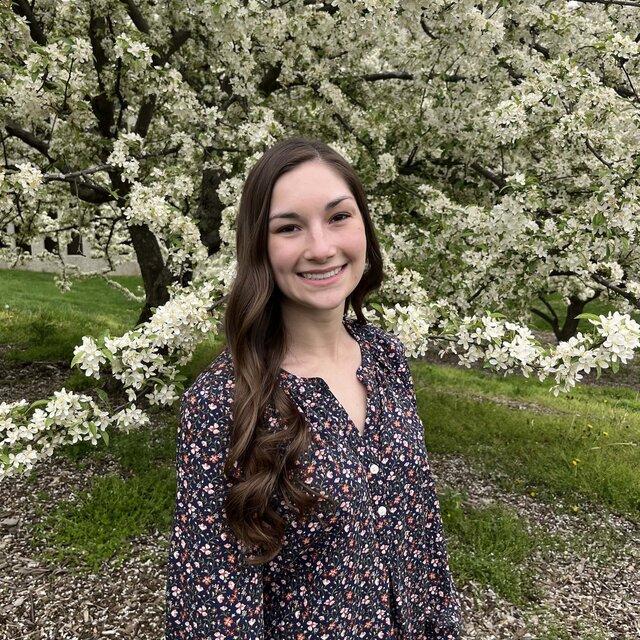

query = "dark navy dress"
(165, 315), (463, 639)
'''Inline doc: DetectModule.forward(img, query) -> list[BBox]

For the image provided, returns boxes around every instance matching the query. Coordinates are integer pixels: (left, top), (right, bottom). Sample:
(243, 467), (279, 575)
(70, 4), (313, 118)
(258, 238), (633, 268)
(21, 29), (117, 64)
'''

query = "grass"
(439, 488), (551, 605)
(0, 268), (225, 388)
(0, 269), (143, 362)
(413, 361), (640, 519)
(32, 469), (175, 572)
(30, 411), (179, 572)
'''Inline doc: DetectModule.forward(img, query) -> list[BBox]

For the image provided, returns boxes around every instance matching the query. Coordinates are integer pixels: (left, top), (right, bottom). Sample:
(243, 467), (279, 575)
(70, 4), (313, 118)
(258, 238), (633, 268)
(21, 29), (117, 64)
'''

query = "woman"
(165, 137), (463, 639)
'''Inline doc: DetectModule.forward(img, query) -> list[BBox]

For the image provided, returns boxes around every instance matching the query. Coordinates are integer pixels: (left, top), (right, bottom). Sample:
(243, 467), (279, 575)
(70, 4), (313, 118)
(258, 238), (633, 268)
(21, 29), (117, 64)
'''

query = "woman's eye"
(275, 213), (350, 234)
(276, 225), (298, 234)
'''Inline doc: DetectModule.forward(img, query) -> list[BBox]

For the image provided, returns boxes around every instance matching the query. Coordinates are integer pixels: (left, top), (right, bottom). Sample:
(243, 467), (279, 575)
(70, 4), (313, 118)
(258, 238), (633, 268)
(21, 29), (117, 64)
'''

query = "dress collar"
(278, 314), (376, 390)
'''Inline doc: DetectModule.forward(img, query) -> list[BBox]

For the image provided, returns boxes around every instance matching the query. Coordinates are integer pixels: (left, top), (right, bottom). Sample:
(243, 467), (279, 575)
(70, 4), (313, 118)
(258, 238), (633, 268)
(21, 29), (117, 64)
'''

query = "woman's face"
(267, 160), (367, 314)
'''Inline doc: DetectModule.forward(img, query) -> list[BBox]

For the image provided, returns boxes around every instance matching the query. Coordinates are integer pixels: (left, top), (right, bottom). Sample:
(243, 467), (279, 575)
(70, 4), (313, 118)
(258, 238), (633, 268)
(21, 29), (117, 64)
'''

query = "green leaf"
(70, 351), (84, 367)
(101, 430), (110, 446)
(574, 312), (600, 322)
(27, 399), (50, 413)
(592, 211), (605, 228)
(96, 388), (109, 405)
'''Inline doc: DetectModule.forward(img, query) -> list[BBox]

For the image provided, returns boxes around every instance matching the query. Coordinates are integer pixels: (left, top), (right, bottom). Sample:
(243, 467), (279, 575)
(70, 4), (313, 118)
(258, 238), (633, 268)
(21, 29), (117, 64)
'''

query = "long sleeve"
(165, 380), (265, 639)
(388, 332), (464, 639)
(421, 480), (463, 639)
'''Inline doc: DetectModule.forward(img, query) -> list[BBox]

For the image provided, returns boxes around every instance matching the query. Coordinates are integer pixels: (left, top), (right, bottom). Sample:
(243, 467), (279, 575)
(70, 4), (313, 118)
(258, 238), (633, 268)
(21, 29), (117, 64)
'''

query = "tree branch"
(2, 122), (114, 204)
(4, 121), (51, 158)
(157, 29), (191, 67)
(120, 0), (150, 33)
(572, 0), (640, 7)
(4, 163), (114, 182)
(470, 162), (507, 189)
(11, 0), (47, 45)
(584, 137), (614, 169)
(592, 274), (640, 308)
(133, 95), (157, 138)
(362, 71), (413, 82)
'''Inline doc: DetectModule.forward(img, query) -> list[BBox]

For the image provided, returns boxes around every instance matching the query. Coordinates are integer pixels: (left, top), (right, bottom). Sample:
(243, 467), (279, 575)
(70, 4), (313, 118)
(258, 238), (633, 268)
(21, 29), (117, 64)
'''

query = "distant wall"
(0, 223), (141, 276)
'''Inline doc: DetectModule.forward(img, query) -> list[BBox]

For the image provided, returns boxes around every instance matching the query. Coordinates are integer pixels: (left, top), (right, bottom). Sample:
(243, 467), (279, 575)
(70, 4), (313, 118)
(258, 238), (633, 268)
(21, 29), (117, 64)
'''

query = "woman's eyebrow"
(269, 195), (353, 221)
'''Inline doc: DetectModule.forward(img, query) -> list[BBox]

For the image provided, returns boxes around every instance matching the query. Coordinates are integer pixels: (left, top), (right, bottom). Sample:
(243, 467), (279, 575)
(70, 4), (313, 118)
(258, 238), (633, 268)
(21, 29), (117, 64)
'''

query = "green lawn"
(414, 362), (640, 519)
(0, 269), (143, 362)
(0, 268), (224, 382)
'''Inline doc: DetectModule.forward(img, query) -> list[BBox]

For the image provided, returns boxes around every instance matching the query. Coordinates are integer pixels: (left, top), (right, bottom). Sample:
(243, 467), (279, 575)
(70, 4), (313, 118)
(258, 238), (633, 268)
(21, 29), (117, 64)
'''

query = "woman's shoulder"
(353, 318), (407, 360)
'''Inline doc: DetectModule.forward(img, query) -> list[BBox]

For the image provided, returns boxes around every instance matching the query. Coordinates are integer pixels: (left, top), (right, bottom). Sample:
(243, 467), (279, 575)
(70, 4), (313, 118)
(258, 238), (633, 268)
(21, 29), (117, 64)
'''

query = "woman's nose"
(304, 226), (336, 260)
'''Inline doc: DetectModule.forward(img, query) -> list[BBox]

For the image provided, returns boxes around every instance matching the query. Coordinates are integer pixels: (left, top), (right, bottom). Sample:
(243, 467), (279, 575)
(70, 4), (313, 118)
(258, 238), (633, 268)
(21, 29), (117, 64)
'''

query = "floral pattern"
(165, 315), (463, 639)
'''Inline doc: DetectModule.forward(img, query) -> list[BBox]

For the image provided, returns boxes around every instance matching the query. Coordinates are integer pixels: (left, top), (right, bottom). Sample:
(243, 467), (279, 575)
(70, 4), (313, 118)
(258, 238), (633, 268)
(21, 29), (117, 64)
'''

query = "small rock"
(0, 517), (19, 527)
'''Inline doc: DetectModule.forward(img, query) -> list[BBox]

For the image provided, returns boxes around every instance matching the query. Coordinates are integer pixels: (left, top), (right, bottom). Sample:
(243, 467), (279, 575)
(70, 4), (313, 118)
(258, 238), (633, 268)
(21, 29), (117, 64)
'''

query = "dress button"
(370, 463), (380, 474)
(377, 505), (387, 516)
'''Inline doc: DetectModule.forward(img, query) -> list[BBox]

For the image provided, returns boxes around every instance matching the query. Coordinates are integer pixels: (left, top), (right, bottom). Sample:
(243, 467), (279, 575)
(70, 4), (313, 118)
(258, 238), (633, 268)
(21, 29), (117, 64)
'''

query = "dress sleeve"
(421, 484), (463, 639)
(388, 332), (464, 639)
(165, 380), (265, 639)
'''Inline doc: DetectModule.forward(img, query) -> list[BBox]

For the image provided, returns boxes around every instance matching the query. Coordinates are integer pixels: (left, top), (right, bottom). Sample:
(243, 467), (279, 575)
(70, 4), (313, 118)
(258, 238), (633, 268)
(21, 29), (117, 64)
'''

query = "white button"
(377, 506), (387, 516)
(370, 463), (380, 475)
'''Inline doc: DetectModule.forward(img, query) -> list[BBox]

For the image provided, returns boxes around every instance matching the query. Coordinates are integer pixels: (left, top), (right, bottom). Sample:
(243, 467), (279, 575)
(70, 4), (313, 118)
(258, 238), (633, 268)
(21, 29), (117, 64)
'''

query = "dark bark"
(108, 164), (175, 325)
(11, 0), (47, 45)
(531, 292), (601, 343)
(179, 165), (227, 288)
(195, 166), (225, 256)
(128, 223), (175, 325)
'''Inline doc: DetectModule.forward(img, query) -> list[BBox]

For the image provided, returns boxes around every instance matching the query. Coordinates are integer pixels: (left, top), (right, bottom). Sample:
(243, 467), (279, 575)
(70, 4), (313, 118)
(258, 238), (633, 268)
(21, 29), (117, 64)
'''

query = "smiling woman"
(164, 137), (463, 639)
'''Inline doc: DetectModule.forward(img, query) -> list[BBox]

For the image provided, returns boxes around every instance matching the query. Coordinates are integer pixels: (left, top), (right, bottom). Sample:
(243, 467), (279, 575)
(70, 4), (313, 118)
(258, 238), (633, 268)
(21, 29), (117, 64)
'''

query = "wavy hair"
(222, 137), (383, 564)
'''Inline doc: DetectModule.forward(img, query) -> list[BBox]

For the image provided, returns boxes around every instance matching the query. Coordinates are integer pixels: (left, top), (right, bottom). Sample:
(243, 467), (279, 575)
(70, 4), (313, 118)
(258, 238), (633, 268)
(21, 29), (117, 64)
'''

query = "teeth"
(301, 265), (343, 280)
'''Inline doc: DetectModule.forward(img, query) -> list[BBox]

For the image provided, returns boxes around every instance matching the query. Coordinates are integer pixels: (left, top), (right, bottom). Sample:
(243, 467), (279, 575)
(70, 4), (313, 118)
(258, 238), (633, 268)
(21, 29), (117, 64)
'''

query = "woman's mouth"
(297, 263), (347, 285)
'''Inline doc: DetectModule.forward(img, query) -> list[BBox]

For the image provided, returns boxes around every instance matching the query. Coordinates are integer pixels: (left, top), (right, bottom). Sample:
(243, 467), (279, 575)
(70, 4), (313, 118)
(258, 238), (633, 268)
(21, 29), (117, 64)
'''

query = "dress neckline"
(278, 315), (372, 385)
(278, 315), (375, 440)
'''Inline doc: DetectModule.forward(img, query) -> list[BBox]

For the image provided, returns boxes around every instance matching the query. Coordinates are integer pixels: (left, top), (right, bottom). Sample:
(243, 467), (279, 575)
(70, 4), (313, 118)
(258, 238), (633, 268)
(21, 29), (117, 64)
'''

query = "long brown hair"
(222, 137), (383, 564)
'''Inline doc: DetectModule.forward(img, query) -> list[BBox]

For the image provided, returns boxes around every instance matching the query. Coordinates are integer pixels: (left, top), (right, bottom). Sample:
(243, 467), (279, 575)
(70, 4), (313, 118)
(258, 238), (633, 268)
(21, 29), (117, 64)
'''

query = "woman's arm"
(387, 331), (464, 639)
(165, 376), (265, 639)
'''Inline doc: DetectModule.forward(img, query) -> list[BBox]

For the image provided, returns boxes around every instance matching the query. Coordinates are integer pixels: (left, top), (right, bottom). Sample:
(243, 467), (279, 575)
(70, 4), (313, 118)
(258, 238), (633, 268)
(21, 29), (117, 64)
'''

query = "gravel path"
(0, 455), (167, 640)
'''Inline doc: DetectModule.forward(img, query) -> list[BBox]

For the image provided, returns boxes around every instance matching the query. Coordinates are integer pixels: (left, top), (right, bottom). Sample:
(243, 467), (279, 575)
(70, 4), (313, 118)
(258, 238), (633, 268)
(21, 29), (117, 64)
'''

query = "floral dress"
(165, 315), (463, 639)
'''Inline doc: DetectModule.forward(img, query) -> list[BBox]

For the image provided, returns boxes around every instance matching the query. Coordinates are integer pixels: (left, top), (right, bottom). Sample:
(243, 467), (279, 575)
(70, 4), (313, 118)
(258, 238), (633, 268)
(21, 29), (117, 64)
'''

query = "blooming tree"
(2, 0), (640, 479)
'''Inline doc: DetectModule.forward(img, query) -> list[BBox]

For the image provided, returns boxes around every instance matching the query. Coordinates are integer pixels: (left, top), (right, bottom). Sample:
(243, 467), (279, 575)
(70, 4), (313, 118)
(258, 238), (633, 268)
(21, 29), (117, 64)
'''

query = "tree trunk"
(180, 164), (227, 288)
(531, 291), (601, 343)
(128, 223), (175, 325)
